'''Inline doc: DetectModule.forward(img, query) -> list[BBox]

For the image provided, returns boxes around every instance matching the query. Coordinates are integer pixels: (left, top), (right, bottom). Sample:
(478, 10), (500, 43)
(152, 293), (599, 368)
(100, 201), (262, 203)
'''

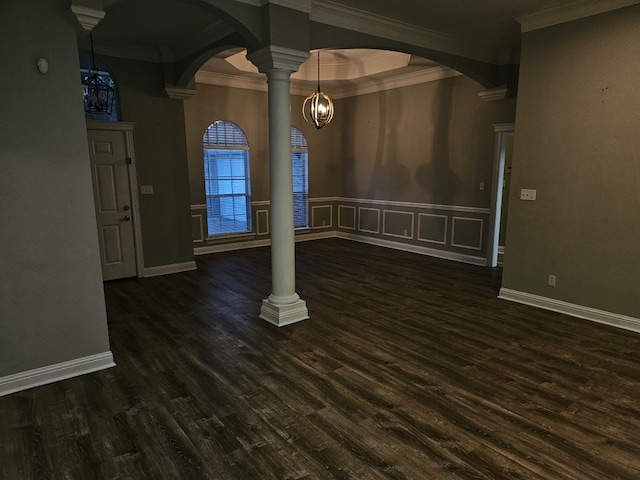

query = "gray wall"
(502, 5), (640, 318)
(0, 0), (111, 376)
(104, 57), (195, 269)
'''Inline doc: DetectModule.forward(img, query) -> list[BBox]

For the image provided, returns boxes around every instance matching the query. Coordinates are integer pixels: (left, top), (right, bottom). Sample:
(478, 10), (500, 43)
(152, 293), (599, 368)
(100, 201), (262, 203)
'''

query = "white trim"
(256, 209), (270, 235)
(342, 197), (490, 214)
(165, 86), (197, 100)
(191, 204), (207, 210)
(309, 196), (339, 203)
(310, 0), (502, 64)
(498, 288), (640, 334)
(451, 217), (484, 251)
(358, 207), (380, 234)
(252, 200), (271, 206)
(196, 66), (462, 100)
(337, 232), (486, 266)
(478, 86), (512, 102)
(0, 352), (115, 397)
(192, 213), (205, 243)
(143, 261), (197, 277)
(516, 0), (640, 33)
(196, 238), (271, 255)
(70, 5), (106, 31)
(417, 213), (448, 245)
(382, 210), (414, 239)
(338, 205), (356, 230)
(311, 205), (333, 228)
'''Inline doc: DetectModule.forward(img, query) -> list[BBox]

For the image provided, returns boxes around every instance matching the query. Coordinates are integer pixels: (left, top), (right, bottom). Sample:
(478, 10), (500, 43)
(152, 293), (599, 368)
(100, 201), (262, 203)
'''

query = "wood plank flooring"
(2, 238), (640, 479)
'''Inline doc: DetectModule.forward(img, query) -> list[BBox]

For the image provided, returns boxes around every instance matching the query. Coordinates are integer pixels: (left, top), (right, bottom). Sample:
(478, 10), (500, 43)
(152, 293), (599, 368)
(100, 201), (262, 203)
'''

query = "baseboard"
(193, 230), (486, 266)
(0, 351), (116, 397)
(336, 232), (487, 266)
(499, 288), (640, 334)
(143, 260), (197, 277)
(195, 238), (271, 255)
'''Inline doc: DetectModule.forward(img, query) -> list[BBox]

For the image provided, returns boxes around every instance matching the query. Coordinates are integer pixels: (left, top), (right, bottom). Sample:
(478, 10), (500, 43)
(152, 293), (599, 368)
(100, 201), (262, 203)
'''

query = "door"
(87, 128), (137, 280)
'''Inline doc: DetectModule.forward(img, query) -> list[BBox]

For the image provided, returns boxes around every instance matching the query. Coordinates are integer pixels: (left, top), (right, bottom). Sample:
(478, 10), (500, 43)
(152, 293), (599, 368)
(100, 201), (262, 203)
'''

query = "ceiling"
(85, 0), (608, 91)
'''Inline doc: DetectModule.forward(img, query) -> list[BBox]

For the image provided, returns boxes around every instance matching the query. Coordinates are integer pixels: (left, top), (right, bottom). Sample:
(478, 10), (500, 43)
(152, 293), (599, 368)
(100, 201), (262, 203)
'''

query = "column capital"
(70, 3), (106, 31)
(247, 45), (310, 75)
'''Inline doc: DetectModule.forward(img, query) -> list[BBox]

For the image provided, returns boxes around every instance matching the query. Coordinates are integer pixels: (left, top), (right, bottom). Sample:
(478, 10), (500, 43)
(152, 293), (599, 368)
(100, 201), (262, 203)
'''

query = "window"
(203, 121), (252, 236)
(291, 126), (309, 229)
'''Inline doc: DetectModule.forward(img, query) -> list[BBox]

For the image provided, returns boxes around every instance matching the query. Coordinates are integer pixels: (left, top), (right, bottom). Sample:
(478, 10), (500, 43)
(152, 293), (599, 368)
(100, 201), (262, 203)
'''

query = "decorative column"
(247, 46), (310, 326)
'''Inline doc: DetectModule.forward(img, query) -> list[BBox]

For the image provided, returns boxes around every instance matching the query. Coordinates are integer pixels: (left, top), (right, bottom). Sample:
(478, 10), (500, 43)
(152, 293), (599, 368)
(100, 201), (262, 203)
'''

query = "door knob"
(120, 215), (131, 221)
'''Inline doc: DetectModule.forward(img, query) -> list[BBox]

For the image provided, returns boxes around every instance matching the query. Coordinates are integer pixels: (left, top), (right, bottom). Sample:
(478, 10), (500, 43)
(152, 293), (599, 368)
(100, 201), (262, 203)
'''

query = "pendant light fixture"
(82, 33), (115, 115)
(302, 50), (334, 129)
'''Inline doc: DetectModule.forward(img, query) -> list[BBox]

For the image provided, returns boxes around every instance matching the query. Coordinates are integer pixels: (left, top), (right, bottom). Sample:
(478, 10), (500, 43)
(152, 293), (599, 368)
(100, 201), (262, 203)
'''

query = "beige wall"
(502, 5), (640, 318)
(340, 76), (516, 205)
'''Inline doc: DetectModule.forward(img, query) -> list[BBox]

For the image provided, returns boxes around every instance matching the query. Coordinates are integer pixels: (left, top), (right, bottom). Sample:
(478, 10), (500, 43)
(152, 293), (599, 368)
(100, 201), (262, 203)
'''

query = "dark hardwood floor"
(2, 238), (640, 479)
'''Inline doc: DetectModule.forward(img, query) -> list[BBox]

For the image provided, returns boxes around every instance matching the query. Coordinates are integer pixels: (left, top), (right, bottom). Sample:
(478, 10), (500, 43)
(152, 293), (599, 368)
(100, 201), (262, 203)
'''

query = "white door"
(87, 128), (137, 281)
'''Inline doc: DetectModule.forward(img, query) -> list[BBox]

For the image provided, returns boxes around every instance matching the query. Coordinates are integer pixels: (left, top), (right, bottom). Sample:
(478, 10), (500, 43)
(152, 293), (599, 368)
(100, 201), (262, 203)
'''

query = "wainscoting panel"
(383, 210), (414, 239)
(256, 209), (269, 235)
(358, 207), (380, 234)
(418, 213), (447, 245)
(451, 217), (484, 251)
(192, 213), (204, 243)
(338, 205), (356, 230)
(190, 204), (207, 247)
(311, 205), (332, 229)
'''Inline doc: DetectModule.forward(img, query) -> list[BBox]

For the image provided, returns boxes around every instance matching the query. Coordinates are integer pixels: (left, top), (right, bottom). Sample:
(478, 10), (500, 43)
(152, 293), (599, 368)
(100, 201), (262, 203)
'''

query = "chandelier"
(302, 50), (334, 129)
(82, 33), (115, 115)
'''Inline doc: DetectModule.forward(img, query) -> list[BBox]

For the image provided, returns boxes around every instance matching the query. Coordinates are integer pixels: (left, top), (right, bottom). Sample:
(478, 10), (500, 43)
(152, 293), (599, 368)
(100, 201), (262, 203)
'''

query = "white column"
(247, 46), (310, 326)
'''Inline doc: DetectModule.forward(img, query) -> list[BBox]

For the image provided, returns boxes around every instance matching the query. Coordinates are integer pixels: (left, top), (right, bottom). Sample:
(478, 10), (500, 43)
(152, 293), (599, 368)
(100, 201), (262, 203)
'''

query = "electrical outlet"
(548, 274), (556, 287)
(480, 182), (485, 191)
(520, 188), (537, 201)
(140, 185), (154, 195)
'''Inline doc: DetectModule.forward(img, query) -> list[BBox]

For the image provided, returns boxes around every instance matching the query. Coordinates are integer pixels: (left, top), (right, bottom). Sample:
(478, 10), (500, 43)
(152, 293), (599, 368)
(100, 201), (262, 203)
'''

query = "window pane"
(203, 122), (252, 236)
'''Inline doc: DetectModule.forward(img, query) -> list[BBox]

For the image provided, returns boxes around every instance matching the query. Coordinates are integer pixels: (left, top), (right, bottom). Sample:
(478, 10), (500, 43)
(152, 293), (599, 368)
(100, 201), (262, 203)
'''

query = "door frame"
(487, 123), (515, 268)
(87, 120), (144, 278)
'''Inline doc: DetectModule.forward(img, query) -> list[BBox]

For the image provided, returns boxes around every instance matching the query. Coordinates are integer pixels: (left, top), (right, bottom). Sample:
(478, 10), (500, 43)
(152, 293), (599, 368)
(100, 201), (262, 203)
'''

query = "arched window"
(203, 121), (252, 236)
(291, 126), (309, 229)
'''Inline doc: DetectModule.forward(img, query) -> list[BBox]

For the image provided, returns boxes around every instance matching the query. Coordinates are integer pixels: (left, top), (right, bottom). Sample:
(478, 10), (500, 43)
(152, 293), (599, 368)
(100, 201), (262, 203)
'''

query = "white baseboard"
(499, 288), (640, 334)
(0, 351), (116, 397)
(143, 260), (197, 277)
(336, 232), (487, 266)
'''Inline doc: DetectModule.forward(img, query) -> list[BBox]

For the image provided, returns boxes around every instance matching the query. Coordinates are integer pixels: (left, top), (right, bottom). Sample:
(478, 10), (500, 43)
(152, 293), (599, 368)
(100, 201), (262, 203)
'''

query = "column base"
(259, 297), (309, 327)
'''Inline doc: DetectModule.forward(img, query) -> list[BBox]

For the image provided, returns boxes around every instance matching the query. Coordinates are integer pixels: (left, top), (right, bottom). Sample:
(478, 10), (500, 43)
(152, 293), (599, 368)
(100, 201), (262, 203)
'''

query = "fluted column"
(247, 46), (310, 326)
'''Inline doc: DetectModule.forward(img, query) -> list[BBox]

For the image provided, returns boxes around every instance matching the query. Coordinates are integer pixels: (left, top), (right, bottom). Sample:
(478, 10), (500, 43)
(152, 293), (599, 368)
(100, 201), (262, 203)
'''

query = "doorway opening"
(487, 123), (514, 268)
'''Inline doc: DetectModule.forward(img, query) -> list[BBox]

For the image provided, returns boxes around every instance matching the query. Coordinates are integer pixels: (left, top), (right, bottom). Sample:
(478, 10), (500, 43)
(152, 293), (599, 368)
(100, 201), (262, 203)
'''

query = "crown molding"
(165, 86), (197, 99)
(70, 5), (106, 31)
(247, 45), (310, 73)
(517, 0), (640, 32)
(195, 65), (461, 99)
(478, 86), (512, 102)
(195, 70), (268, 91)
(310, 0), (503, 65)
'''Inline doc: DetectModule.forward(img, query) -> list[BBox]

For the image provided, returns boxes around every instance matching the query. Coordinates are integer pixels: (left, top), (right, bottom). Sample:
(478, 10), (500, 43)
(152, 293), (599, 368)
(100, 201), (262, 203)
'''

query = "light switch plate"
(140, 185), (154, 195)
